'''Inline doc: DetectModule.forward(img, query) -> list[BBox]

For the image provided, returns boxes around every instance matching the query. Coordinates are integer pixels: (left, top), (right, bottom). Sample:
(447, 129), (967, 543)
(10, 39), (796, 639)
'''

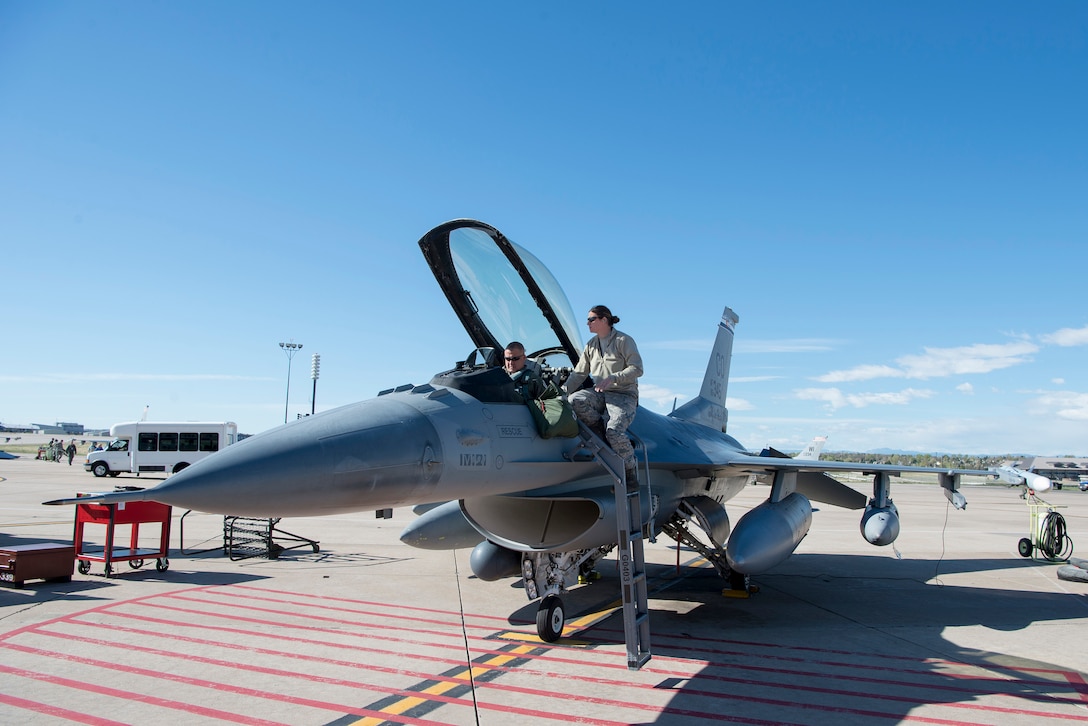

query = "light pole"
(310, 353), (320, 415)
(279, 341), (303, 424)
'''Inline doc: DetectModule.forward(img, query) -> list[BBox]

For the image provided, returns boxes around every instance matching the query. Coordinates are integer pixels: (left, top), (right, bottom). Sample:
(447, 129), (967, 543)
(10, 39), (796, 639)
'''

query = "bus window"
(199, 432), (220, 452)
(179, 433), (199, 452)
(138, 433), (158, 452)
(159, 432), (179, 451)
(107, 438), (129, 452)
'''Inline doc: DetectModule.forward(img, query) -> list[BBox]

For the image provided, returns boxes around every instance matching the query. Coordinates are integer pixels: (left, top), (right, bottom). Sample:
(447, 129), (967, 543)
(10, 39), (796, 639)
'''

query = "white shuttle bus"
(85, 421), (238, 478)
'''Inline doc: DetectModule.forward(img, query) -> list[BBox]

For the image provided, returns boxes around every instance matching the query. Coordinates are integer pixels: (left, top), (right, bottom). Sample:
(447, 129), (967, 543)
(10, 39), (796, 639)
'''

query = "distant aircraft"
(795, 435), (827, 461)
(46, 219), (995, 668)
(992, 465), (1052, 492)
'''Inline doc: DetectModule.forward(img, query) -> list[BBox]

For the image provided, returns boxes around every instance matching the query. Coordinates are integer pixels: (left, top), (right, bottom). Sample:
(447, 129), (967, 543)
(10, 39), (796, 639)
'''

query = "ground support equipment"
(1017, 490), (1072, 561)
(74, 498), (172, 577)
(0, 543), (74, 587)
(223, 516), (320, 560)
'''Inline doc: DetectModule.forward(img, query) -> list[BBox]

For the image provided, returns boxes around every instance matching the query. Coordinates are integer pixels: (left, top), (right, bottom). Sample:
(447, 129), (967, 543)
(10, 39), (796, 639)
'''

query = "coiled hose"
(1038, 510), (1073, 561)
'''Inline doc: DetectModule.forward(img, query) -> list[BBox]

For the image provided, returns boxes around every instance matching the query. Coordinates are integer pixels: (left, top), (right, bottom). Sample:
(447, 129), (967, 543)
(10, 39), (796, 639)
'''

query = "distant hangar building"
(31, 422), (85, 435)
(1011, 456), (1088, 490)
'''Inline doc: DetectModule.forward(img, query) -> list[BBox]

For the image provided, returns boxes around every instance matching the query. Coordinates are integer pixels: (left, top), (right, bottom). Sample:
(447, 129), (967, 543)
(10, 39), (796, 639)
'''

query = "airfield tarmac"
(2, 454), (1087, 726)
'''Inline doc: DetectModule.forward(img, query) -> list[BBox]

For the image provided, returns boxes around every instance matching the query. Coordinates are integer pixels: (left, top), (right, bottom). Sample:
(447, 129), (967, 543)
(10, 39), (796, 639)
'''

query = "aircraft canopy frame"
(418, 219), (583, 367)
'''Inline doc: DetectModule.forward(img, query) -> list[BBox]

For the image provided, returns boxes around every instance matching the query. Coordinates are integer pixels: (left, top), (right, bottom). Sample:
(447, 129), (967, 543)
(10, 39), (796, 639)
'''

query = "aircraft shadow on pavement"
(506, 553), (1088, 724)
(509, 552), (1087, 631)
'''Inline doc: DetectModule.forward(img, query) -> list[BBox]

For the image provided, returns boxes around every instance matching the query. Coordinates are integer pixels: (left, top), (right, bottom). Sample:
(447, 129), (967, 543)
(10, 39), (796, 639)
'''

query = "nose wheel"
(536, 594), (565, 642)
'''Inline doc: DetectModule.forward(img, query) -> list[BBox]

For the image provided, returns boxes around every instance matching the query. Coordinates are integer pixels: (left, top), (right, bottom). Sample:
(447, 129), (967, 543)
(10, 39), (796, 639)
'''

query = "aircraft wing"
(725, 452), (990, 511)
(715, 452), (991, 479)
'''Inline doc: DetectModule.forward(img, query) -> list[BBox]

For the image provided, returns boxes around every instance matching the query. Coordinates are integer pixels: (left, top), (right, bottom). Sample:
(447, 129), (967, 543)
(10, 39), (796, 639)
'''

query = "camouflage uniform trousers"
(569, 388), (638, 469)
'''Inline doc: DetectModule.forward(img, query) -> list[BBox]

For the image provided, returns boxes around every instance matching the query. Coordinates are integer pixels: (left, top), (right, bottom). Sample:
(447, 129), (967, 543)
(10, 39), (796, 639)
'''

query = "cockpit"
(418, 220), (584, 405)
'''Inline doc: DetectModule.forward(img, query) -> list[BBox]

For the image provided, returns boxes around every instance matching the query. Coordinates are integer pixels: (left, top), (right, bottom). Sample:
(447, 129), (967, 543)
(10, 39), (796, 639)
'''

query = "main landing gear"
(523, 547), (610, 643)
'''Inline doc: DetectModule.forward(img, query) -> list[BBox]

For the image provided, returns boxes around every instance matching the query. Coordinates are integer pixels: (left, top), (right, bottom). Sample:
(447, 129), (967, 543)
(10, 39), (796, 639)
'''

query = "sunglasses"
(587, 316), (600, 323)
(504, 355), (523, 362)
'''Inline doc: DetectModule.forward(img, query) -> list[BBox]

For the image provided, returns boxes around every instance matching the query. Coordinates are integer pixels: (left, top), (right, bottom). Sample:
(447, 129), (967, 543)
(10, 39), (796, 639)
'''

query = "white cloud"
(795, 387), (934, 410)
(815, 365), (904, 383)
(957, 382), (974, 394)
(1052, 378), (1066, 385)
(896, 342), (1038, 378)
(1040, 325), (1088, 347)
(726, 396), (755, 411)
(638, 383), (687, 409)
(816, 341), (1038, 382)
(1030, 391), (1088, 421)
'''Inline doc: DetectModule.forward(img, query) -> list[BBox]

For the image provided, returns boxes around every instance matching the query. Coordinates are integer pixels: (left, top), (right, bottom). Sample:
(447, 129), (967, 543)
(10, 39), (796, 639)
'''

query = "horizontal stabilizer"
(795, 472), (867, 510)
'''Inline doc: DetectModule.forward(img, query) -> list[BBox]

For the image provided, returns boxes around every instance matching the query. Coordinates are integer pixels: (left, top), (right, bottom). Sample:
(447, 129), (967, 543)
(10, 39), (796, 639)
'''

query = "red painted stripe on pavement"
(0, 662), (288, 725)
(0, 692), (129, 726)
(49, 602), (1088, 722)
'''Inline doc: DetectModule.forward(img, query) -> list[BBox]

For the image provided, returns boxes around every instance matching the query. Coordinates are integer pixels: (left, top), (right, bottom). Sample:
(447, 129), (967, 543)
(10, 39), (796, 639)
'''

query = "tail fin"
(796, 436), (827, 460)
(670, 306), (738, 431)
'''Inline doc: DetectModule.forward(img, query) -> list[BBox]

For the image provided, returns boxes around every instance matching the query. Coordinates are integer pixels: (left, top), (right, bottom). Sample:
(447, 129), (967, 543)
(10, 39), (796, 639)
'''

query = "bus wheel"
(92, 462), (109, 477)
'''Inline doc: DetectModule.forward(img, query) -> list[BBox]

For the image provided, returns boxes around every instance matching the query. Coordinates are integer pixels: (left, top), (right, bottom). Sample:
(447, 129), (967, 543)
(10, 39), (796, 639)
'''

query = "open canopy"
(418, 219), (583, 367)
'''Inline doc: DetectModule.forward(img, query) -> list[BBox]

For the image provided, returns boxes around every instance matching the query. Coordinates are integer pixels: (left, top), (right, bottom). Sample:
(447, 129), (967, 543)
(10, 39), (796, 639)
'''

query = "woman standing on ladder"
(566, 304), (644, 484)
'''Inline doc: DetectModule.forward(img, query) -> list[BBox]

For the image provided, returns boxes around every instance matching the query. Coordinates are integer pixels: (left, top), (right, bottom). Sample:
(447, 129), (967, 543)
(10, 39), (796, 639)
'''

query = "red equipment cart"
(74, 497), (172, 577)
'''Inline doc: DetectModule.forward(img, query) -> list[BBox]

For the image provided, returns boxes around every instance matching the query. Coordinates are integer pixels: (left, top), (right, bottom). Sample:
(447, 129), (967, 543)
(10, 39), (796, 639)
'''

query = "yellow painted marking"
(565, 604), (620, 629)
(492, 630), (593, 647)
(352, 694), (428, 723)
(422, 672), (466, 695)
(348, 644), (541, 724)
(483, 653), (518, 667)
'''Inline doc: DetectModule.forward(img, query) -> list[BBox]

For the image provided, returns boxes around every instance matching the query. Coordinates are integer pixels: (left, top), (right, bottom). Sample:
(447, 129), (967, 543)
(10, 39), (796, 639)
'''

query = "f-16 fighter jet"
(48, 219), (994, 669)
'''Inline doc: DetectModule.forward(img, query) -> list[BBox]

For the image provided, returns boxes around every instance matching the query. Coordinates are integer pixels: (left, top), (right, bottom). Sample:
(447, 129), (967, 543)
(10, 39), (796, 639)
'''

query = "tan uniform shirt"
(566, 328), (643, 395)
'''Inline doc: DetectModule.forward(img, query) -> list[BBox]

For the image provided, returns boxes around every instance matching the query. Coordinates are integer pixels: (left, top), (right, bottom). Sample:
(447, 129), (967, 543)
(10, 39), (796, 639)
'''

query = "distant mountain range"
(865, 448), (1032, 457)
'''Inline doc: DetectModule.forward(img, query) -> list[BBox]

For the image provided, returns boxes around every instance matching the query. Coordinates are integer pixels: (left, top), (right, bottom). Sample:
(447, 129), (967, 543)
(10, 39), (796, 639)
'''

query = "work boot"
(625, 467), (639, 487)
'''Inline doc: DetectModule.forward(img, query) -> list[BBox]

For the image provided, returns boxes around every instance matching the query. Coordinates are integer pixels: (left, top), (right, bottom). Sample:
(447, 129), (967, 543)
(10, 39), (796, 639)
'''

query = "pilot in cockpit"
(504, 341), (546, 401)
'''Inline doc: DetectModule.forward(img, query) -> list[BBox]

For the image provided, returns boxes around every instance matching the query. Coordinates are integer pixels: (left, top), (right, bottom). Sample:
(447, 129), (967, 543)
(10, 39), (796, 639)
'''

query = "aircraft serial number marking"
(460, 453), (488, 467)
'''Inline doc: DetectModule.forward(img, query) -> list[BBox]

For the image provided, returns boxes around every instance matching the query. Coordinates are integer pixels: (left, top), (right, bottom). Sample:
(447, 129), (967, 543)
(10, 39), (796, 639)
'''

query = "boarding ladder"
(577, 423), (651, 670)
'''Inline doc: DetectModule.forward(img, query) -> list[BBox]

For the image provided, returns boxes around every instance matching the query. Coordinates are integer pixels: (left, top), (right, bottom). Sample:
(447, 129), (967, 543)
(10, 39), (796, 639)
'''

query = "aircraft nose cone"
(148, 397), (442, 516)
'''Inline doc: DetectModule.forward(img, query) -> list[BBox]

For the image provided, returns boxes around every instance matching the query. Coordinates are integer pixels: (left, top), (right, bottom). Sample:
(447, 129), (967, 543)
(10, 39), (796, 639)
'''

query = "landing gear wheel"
(155, 558), (169, 572)
(1018, 538), (1033, 558)
(77, 560), (90, 575)
(536, 594), (565, 643)
(129, 559), (144, 569)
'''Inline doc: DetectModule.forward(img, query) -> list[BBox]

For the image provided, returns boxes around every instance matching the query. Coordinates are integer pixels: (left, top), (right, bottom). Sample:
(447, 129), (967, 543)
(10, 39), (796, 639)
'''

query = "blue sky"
(2, 3), (1085, 455)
